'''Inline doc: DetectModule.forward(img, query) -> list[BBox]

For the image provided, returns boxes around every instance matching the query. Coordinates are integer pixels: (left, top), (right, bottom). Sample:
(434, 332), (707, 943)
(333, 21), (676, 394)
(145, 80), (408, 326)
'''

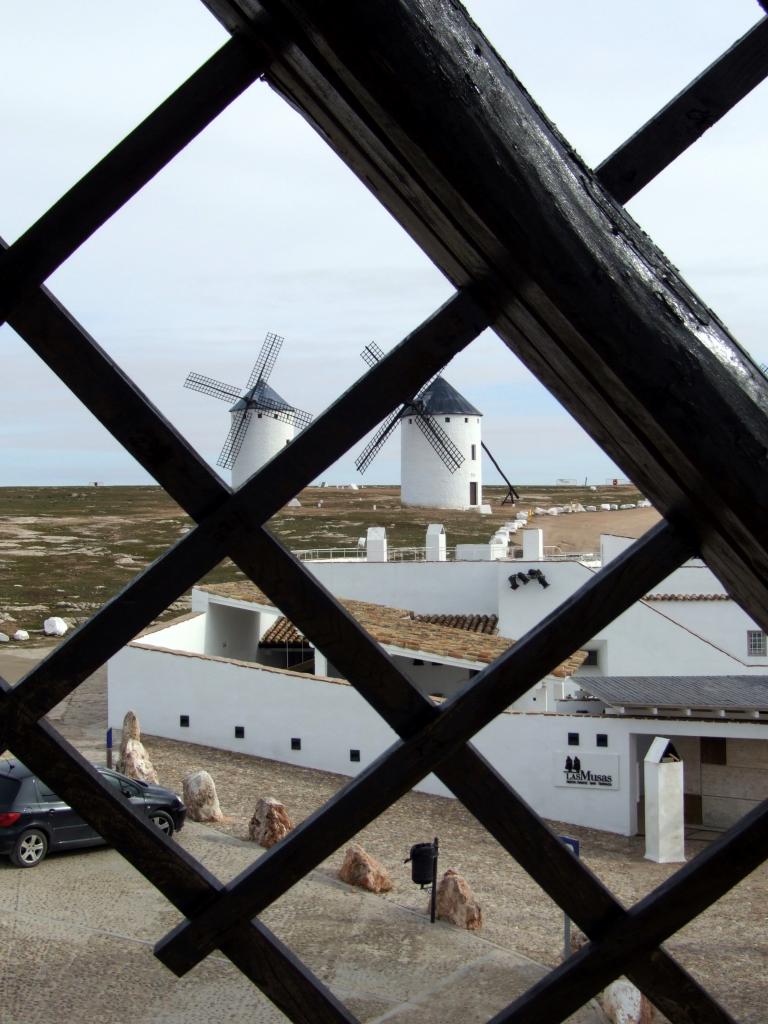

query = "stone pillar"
(366, 526), (387, 562)
(426, 524), (446, 561)
(644, 737), (685, 863)
(522, 528), (544, 560)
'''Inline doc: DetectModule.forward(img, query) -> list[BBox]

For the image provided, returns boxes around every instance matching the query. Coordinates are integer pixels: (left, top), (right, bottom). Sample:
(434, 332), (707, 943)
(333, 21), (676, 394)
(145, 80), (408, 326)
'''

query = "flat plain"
(0, 482), (656, 639)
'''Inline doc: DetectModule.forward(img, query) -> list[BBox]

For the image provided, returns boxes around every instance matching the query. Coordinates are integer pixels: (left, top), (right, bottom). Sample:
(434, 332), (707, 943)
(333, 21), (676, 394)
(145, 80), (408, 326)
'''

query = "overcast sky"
(1, 1), (766, 487)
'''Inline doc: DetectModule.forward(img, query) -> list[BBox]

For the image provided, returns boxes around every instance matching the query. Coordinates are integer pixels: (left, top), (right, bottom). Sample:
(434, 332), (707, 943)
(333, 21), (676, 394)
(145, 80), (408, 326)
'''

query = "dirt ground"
(0, 484), (657, 640)
(2, 652), (766, 1023)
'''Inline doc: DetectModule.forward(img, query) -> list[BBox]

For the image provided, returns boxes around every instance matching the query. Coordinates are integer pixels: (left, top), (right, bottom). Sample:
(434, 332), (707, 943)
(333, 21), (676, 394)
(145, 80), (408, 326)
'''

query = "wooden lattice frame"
(2, 3), (768, 1022)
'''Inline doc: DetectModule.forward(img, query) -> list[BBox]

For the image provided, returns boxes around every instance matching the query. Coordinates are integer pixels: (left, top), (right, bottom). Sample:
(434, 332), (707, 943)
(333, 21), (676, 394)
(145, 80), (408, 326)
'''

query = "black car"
(0, 759), (186, 867)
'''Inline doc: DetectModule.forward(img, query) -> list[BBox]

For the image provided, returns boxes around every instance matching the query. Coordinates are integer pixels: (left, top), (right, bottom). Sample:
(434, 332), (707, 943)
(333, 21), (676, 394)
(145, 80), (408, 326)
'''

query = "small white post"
(644, 737), (685, 863)
(522, 528), (544, 560)
(426, 524), (446, 561)
(366, 526), (387, 562)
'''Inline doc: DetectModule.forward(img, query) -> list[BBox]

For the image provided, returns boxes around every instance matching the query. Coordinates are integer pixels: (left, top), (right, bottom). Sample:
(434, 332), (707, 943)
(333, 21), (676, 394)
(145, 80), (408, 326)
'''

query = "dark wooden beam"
(493, 795), (768, 1024)
(597, 17), (768, 203)
(3, 262), (719, 1021)
(0, 32), (273, 328)
(197, 0), (768, 636)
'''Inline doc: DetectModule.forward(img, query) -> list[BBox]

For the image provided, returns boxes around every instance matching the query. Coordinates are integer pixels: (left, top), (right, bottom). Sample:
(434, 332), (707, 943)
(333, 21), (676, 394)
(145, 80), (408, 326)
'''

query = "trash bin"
(407, 841), (437, 886)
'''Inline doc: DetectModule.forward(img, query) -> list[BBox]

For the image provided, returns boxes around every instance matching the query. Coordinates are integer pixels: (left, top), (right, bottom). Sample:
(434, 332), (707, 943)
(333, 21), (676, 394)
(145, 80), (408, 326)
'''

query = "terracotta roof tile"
(199, 582), (586, 677)
(409, 612), (498, 634)
(643, 593), (731, 601)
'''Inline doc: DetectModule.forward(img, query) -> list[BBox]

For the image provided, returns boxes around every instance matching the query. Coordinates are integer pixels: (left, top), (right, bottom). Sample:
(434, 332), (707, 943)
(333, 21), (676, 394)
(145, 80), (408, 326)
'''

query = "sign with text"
(553, 751), (620, 790)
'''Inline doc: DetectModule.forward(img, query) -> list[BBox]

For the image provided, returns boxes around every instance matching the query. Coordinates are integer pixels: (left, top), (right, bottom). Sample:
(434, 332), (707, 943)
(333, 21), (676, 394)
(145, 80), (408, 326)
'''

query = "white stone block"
(43, 616), (68, 637)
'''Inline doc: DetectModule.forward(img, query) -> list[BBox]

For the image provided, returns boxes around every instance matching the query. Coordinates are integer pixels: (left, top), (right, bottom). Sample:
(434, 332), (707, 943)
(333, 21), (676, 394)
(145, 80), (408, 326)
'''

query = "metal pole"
(430, 836), (439, 923)
(559, 836), (580, 959)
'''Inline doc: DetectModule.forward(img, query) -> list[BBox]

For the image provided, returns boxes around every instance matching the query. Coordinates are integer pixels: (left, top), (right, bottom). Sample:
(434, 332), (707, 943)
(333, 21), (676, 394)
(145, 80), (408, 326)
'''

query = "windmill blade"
(252, 390), (303, 428)
(290, 406), (313, 432)
(355, 406), (404, 473)
(360, 341), (385, 369)
(413, 413), (465, 473)
(247, 331), (284, 389)
(216, 409), (251, 469)
(184, 372), (241, 403)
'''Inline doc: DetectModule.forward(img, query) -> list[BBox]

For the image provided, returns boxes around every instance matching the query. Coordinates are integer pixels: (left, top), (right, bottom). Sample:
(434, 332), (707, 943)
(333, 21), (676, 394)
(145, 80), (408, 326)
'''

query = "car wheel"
(10, 829), (48, 868)
(150, 811), (174, 837)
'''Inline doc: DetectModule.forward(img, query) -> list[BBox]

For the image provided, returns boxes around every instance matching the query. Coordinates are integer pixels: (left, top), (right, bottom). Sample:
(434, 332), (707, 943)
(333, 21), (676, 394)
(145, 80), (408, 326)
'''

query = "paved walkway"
(0, 645), (604, 1023)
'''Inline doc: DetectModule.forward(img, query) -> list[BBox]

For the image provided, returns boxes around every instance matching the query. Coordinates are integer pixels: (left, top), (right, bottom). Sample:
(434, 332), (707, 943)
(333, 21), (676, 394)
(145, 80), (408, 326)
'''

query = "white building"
(228, 382), (296, 489)
(401, 377), (483, 509)
(108, 530), (768, 837)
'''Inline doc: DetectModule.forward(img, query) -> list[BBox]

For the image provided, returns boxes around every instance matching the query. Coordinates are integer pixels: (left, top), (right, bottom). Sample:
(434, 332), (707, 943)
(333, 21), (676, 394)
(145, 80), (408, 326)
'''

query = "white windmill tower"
(356, 343), (518, 509)
(184, 332), (312, 488)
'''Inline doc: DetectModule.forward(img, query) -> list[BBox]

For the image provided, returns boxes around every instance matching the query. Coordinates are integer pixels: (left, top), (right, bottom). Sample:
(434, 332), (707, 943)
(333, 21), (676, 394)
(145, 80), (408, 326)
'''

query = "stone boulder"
(434, 868), (482, 930)
(0, 633), (8, 644)
(118, 710), (142, 770)
(338, 844), (393, 893)
(121, 738), (159, 785)
(248, 797), (293, 848)
(12, 630), (29, 641)
(43, 616), (68, 637)
(183, 770), (224, 823)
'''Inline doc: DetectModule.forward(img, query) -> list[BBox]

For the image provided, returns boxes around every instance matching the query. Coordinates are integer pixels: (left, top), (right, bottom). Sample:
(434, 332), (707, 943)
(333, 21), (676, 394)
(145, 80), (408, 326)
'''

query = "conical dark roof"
(230, 380), (293, 413)
(407, 376), (482, 416)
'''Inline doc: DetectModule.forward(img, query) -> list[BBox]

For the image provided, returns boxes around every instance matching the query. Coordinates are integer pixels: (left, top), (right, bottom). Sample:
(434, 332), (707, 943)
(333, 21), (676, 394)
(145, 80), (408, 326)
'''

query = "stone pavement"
(0, 821), (603, 1024)
(0, 644), (604, 1023)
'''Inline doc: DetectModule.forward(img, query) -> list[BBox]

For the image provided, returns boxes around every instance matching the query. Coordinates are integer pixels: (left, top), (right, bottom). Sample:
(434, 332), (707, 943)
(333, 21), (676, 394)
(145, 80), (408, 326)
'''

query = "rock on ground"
(183, 769), (224, 822)
(338, 844), (393, 893)
(12, 630), (29, 641)
(571, 929), (665, 1024)
(434, 868), (482, 930)
(118, 710), (142, 768)
(43, 616), (68, 637)
(121, 737), (159, 784)
(248, 797), (293, 848)
(0, 633), (8, 643)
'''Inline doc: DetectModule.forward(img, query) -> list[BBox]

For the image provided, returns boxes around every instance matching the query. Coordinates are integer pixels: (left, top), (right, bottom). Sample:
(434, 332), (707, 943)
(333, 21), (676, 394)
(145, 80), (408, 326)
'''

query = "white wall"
(497, 559), (760, 675)
(401, 414), (481, 509)
(307, 559), (502, 614)
(108, 640), (768, 835)
(138, 614), (207, 654)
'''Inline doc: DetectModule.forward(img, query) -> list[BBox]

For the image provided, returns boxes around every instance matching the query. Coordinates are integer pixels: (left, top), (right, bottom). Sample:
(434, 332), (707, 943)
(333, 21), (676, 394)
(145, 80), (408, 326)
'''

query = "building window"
(350, 749), (361, 762)
(471, 444), (476, 460)
(445, 417), (450, 423)
(179, 715), (190, 728)
(596, 734), (608, 748)
(234, 725), (245, 739)
(568, 732), (579, 746)
(747, 630), (767, 656)
(408, 418), (413, 424)
(701, 737), (726, 765)
(464, 417), (468, 423)
(583, 650), (599, 666)
(291, 737), (301, 750)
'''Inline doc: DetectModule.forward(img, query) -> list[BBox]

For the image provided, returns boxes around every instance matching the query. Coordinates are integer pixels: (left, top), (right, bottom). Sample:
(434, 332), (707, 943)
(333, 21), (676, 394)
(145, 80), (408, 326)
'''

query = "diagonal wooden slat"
(212, 0), (768, 629)
(154, 522), (689, 972)
(0, 31), (274, 328)
(3, 261), (723, 1020)
(0, 697), (359, 1024)
(0, 284), (490, 737)
(597, 16), (768, 203)
(492, 796), (768, 1024)
(2, 258), (724, 1020)
(4, 2), (768, 1022)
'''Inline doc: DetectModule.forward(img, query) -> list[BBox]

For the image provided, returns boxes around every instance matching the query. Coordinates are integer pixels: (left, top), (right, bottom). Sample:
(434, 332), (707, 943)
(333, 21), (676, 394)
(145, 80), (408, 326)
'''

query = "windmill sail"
(184, 331), (312, 471)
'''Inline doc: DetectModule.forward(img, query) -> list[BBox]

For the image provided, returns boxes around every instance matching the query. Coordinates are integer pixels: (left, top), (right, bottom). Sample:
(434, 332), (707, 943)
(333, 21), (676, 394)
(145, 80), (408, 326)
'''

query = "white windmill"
(184, 332), (312, 488)
(356, 343), (518, 509)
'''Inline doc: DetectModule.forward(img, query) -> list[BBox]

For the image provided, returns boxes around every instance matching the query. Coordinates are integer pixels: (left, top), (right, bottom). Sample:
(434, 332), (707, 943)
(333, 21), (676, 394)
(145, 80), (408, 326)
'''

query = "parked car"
(0, 759), (186, 867)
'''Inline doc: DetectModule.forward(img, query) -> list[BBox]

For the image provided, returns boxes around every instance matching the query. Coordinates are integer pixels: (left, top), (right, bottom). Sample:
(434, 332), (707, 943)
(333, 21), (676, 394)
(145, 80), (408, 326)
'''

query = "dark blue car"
(0, 758), (186, 867)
